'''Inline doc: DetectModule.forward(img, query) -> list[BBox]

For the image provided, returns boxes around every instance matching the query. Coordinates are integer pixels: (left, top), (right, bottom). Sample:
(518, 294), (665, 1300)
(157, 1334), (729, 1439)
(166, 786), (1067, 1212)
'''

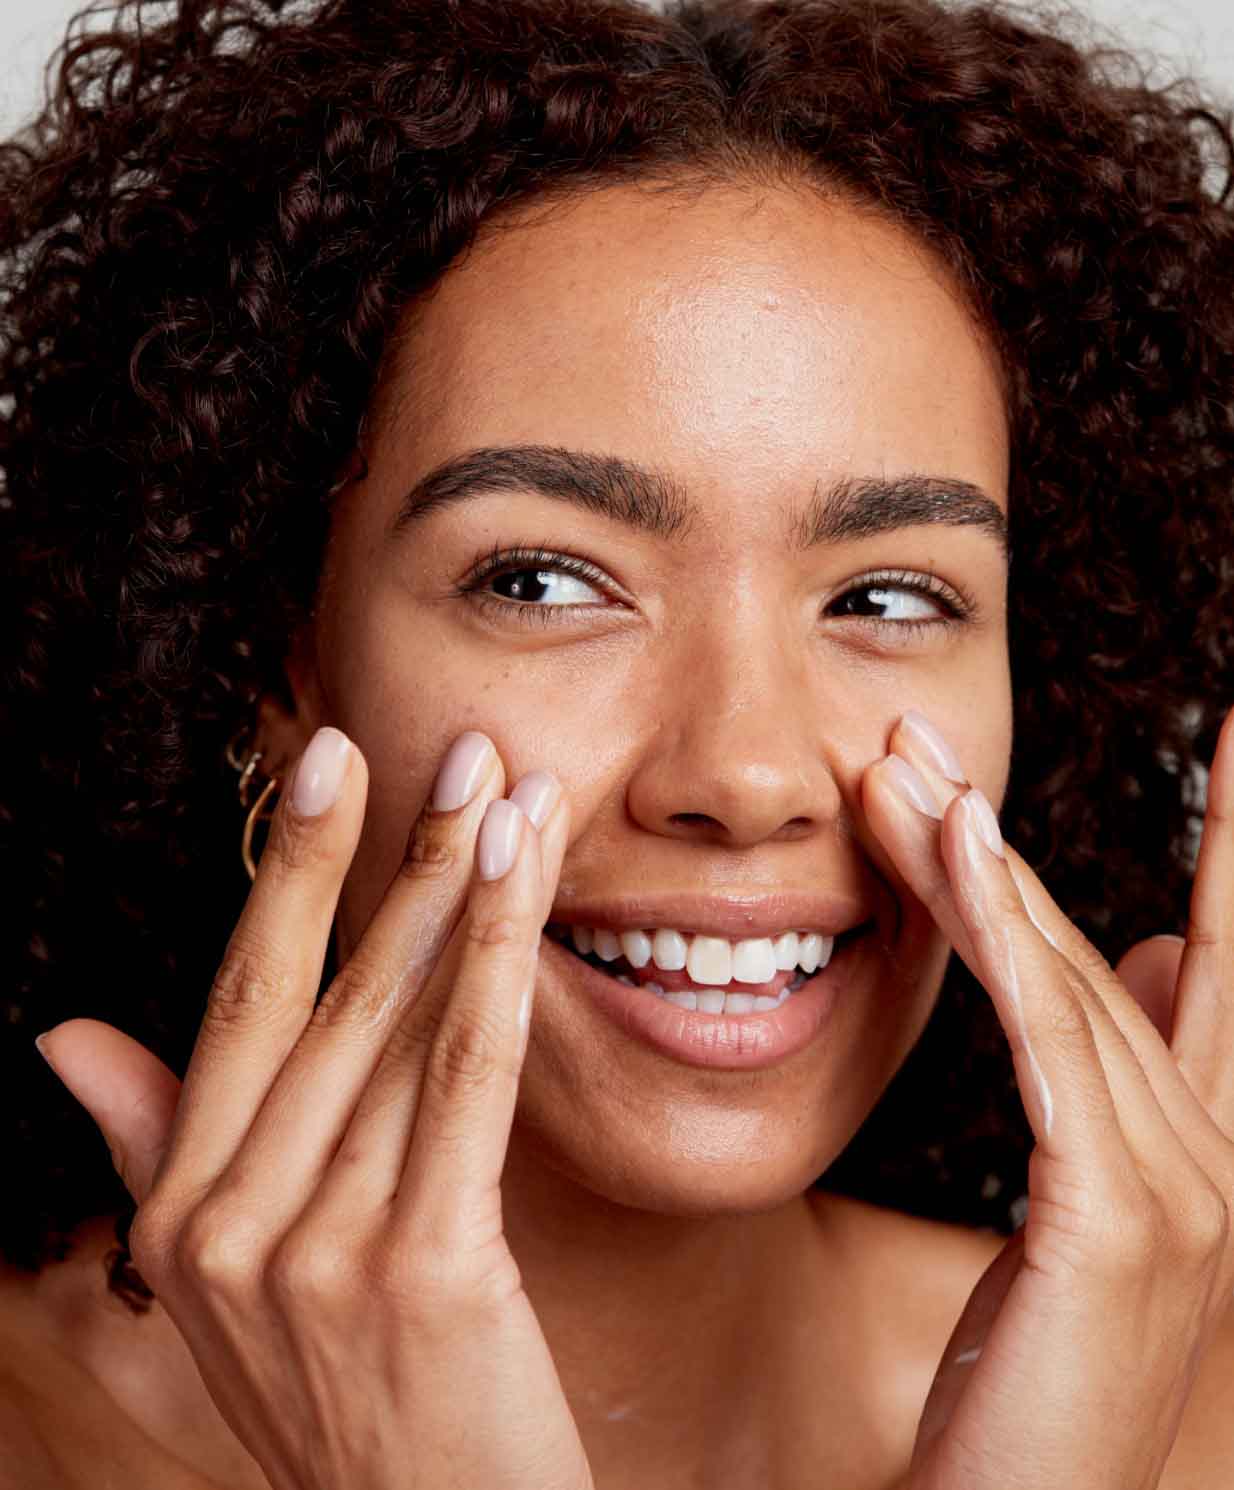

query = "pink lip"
(546, 889), (870, 940)
(538, 926), (870, 1071)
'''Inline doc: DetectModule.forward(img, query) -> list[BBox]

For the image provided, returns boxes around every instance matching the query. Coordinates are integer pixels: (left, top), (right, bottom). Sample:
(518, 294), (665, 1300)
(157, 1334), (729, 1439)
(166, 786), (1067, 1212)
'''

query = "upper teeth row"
(556, 924), (835, 986)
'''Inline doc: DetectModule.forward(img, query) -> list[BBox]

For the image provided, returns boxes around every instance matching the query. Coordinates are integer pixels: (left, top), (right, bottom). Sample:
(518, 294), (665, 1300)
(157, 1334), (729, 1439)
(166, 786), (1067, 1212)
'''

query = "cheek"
(316, 595), (630, 921)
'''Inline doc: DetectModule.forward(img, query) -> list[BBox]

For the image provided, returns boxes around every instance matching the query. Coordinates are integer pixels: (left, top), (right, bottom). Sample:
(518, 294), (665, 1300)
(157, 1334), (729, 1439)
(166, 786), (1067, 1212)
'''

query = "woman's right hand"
(36, 727), (594, 1490)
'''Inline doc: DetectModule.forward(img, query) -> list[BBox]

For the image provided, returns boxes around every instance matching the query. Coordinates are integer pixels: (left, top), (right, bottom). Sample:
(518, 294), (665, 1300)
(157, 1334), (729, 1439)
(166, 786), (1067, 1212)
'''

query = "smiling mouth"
(544, 921), (873, 1013)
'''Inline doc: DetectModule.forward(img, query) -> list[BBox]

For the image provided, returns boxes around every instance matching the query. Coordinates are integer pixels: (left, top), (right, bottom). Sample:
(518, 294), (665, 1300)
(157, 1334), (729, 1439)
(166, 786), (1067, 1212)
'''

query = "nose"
(624, 615), (845, 849)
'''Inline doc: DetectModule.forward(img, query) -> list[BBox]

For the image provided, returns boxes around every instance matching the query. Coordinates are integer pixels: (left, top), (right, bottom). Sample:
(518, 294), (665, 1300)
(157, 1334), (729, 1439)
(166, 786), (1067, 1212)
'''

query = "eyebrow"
(391, 443), (1008, 554)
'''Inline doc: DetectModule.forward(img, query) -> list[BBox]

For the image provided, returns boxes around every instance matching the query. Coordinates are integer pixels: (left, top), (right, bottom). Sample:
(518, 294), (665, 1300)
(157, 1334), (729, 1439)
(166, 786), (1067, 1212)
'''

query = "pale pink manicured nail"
(291, 727), (352, 817)
(478, 798), (524, 880)
(433, 732), (495, 812)
(509, 771), (560, 830)
(883, 755), (942, 818)
(963, 789), (1005, 858)
(901, 710), (967, 783)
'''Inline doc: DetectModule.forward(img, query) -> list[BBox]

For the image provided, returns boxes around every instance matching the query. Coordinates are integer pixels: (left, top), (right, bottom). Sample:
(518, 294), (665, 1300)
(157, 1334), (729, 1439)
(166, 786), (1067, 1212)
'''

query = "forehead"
(374, 181), (1009, 525)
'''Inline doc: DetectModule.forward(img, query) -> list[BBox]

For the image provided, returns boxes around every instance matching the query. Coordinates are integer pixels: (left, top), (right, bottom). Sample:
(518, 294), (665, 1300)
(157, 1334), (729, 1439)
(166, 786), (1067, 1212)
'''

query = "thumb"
(1114, 934), (1185, 1042)
(37, 1018), (182, 1204)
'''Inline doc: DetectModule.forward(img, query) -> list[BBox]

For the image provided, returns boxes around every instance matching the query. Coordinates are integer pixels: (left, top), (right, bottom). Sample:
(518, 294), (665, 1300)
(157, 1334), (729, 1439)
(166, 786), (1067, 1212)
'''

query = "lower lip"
(538, 932), (862, 1071)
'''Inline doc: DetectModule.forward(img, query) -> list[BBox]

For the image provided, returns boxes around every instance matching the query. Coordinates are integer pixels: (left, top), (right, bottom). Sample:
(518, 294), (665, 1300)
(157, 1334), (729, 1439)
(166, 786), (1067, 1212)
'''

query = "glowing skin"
(255, 180), (1013, 1485)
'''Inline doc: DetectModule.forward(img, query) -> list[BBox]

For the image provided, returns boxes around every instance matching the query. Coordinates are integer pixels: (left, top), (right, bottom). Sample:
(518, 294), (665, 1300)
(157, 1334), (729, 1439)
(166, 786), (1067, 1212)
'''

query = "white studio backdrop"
(2, 0), (1234, 141)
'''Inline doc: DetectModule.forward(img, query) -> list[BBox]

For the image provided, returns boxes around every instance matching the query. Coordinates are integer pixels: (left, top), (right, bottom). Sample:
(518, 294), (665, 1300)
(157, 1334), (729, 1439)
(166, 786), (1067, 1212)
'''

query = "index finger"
(1169, 707), (1234, 1120)
(150, 726), (365, 1200)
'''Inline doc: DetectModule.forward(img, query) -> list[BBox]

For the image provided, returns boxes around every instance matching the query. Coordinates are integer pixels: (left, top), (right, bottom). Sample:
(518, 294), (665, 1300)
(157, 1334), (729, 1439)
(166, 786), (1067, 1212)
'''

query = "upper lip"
(545, 891), (872, 941)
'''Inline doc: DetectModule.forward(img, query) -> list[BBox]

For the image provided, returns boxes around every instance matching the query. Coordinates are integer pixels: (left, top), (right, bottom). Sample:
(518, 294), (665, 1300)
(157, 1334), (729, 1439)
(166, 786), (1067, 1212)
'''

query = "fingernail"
(509, 771), (560, 830)
(962, 789), (1005, 859)
(883, 755), (942, 818)
(478, 798), (524, 880)
(900, 710), (967, 783)
(34, 1032), (54, 1065)
(433, 732), (495, 812)
(291, 727), (352, 817)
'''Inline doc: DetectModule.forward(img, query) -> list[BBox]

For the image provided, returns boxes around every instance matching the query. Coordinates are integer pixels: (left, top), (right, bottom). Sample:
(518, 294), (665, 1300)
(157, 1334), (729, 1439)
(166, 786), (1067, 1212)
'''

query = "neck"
(499, 1136), (856, 1488)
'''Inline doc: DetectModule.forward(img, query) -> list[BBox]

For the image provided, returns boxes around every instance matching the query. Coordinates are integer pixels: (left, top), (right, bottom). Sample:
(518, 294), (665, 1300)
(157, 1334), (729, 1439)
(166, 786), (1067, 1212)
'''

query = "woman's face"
(286, 180), (1012, 1215)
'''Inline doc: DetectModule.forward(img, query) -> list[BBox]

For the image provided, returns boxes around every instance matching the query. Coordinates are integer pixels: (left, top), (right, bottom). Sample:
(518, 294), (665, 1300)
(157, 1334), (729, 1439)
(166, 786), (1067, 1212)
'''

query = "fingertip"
(508, 770), (561, 831)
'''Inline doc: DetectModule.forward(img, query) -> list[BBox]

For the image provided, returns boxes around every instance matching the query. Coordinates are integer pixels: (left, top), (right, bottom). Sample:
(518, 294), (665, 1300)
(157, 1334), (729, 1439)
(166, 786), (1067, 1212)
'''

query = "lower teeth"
(612, 974), (805, 1013)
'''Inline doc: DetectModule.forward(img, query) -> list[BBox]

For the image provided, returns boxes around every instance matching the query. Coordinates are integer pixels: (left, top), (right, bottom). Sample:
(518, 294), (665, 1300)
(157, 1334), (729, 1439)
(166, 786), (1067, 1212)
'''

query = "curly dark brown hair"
(3, 0), (1232, 1317)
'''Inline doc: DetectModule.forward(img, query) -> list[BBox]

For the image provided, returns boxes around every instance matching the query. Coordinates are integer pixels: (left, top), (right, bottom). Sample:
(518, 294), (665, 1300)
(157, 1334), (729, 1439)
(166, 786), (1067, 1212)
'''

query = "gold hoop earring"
(241, 773), (281, 883)
(226, 724), (283, 882)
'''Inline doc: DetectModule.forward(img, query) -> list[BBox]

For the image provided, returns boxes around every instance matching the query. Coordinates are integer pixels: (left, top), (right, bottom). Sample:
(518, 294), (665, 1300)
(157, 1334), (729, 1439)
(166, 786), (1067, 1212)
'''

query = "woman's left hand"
(863, 706), (1234, 1490)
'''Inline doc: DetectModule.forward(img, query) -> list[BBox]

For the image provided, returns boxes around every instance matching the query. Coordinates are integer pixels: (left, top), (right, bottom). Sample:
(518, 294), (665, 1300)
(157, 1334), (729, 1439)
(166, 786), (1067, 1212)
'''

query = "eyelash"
(454, 543), (975, 636)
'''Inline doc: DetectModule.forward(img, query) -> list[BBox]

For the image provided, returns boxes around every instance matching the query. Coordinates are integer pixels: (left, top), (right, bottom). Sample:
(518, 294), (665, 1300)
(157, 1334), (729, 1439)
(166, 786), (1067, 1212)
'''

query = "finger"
(154, 727), (365, 1199)
(310, 774), (567, 1222)
(210, 733), (506, 1223)
(940, 791), (1218, 1197)
(1170, 707), (1234, 1122)
(35, 1019), (182, 1205)
(1116, 936), (1185, 1042)
(889, 712), (1233, 1174)
(393, 777), (568, 1241)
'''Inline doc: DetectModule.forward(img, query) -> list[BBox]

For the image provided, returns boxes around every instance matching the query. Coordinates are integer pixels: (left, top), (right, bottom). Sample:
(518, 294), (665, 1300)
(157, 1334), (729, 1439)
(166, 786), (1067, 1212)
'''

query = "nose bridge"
(627, 591), (842, 844)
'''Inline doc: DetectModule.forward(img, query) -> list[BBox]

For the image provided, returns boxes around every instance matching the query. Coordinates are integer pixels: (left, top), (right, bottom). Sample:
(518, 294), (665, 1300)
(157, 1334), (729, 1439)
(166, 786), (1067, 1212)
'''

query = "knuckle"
(425, 1010), (514, 1100)
(129, 1200), (177, 1287)
(272, 804), (338, 875)
(378, 1007), (440, 1072)
(205, 931), (296, 1034)
(466, 908), (533, 951)
(1182, 918), (1225, 955)
(266, 1228), (346, 1301)
(401, 813), (463, 885)
(365, 1235), (520, 1325)
(175, 1202), (265, 1287)
(1067, 935), (1113, 984)
(1041, 980), (1092, 1045)
(1175, 1183), (1230, 1263)
(309, 954), (391, 1034)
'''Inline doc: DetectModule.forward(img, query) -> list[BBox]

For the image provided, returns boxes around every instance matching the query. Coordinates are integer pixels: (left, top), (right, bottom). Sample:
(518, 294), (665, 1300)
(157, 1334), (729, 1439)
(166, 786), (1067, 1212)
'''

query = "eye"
(455, 545), (612, 626)
(826, 571), (970, 636)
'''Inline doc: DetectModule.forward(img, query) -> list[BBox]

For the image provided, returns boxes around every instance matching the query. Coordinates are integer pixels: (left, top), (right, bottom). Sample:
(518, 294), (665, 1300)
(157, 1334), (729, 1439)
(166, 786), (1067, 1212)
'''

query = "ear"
(254, 622), (329, 777)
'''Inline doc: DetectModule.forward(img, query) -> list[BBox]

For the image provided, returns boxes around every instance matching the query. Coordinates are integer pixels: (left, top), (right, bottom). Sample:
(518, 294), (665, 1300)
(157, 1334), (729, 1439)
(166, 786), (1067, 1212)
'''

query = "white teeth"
(651, 927), (687, 971)
(732, 937), (776, 984)
(772, 931), (800, 971)
(651, 986), (794, 1014)
(797, 933), (833, 975)
(723, 992), (756, 1014)
(592, 928), (622, 962)
(620, 929), (653, 968)
(557, 921), (846, 977)
(686, 935), (732, 986)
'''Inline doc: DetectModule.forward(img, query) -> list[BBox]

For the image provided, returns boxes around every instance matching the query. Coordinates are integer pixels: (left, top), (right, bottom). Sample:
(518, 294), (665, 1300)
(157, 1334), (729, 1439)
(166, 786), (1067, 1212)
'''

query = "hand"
(863, 707), (1234, 1490)
(36, 728), (594, 1490)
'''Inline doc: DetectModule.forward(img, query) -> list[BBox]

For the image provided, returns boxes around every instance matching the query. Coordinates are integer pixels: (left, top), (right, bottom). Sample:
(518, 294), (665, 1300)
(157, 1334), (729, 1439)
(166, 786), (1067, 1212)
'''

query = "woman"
(3, 0), (1233, 1484)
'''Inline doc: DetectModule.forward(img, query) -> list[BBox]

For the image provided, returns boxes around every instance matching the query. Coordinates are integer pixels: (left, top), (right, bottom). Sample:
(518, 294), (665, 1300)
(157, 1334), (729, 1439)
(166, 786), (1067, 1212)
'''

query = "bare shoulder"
(0, 1306), (72, 1489)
